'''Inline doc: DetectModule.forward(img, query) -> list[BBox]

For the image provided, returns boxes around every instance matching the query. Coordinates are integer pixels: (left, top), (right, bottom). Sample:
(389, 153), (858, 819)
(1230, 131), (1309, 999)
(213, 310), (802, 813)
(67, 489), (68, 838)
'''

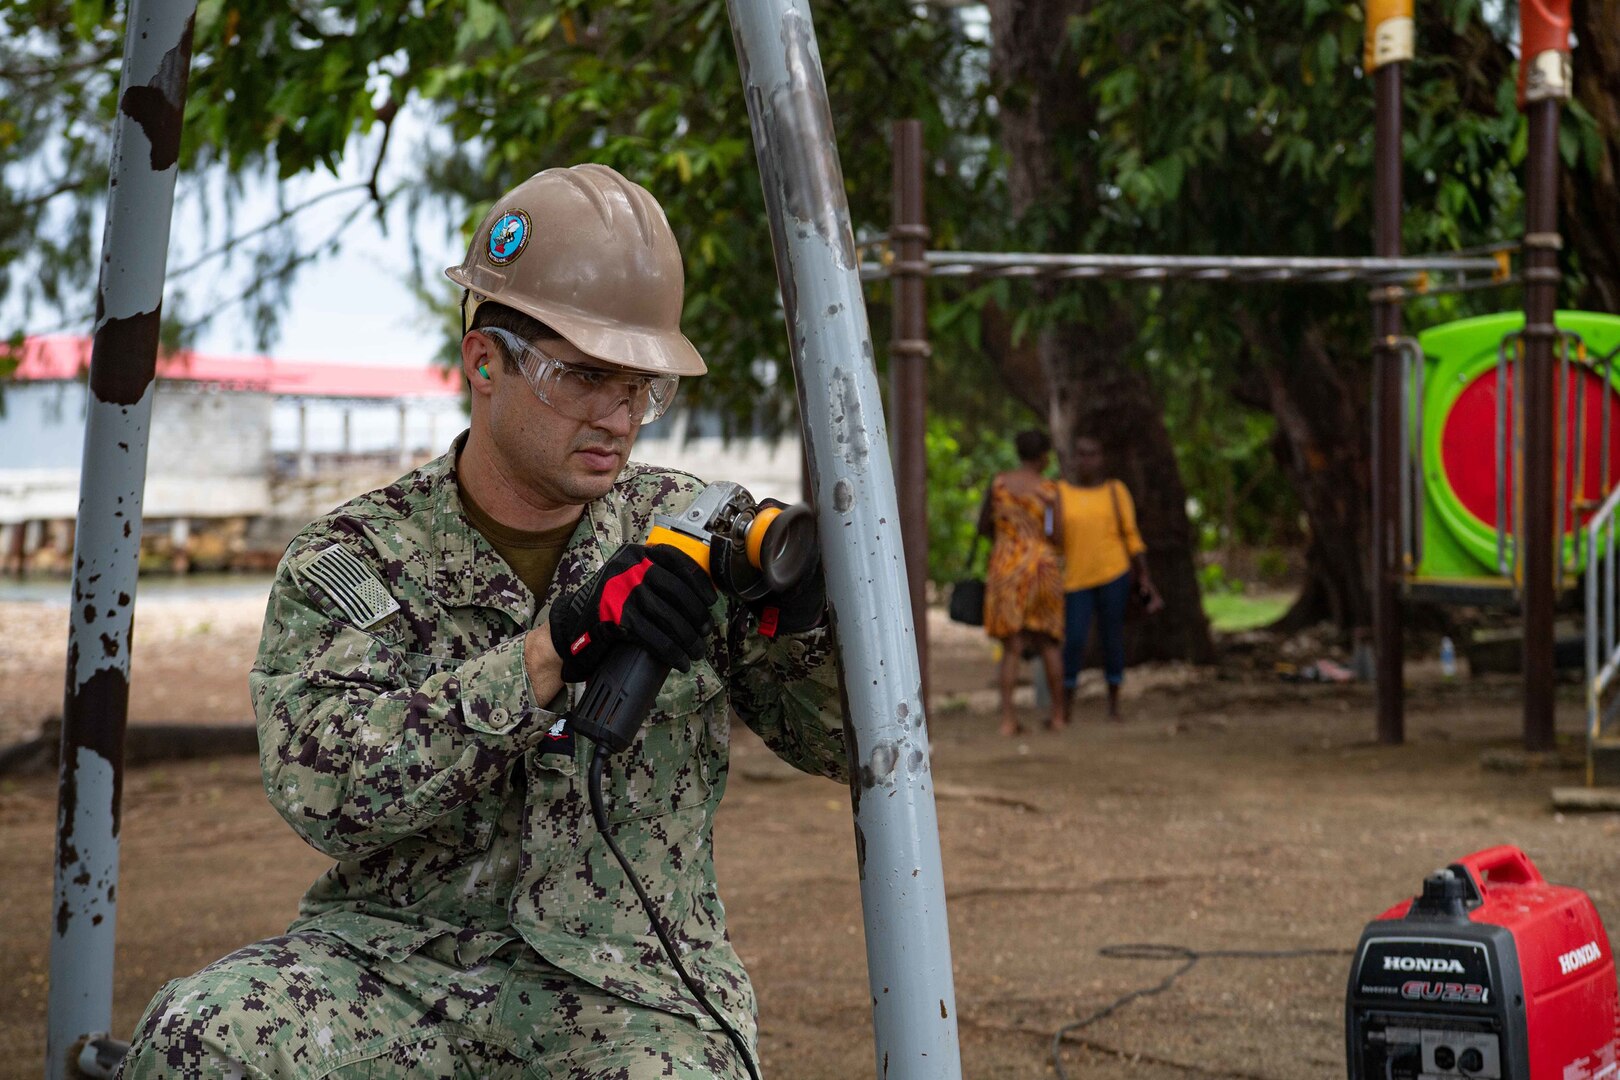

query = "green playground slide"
(1412, 310), (1620, 587)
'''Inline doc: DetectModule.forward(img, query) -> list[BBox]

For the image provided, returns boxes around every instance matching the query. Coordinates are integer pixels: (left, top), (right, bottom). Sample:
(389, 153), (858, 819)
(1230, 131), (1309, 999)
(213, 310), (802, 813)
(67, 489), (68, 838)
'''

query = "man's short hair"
(1014, 429), (1051, 462)
(469, 299), (565, 373)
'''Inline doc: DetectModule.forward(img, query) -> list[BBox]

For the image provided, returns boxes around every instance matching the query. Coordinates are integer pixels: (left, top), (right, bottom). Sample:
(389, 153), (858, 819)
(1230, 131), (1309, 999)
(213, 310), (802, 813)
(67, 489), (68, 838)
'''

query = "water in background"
(0, 573), (275, 606)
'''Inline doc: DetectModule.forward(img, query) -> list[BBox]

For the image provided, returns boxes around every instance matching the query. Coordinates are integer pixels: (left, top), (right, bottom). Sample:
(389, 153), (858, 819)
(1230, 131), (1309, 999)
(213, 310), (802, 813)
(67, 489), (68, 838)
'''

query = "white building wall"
(148, 386), (274, 480)
(0, 382), (806, 525)
(635, 411), (804, 506)
(0, 382), (274, 523)
(271, 397), (466, 457)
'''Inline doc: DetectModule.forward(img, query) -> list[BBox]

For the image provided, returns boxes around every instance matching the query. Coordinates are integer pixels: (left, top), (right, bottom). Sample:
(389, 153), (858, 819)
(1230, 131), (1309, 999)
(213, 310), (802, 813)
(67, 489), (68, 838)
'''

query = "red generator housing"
(1347, 846), (1619, 1079)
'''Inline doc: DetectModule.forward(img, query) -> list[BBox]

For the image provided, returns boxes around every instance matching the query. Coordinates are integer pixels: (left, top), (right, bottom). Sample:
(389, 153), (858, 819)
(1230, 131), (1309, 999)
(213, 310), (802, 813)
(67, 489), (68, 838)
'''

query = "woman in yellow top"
(978, 429), (1067, 736)
(1058, 436), (1163, 721)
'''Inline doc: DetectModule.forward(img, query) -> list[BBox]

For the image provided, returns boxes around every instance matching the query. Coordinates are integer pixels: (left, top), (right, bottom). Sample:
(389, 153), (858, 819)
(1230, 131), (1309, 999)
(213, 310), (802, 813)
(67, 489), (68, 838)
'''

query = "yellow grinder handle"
(647, 524), (711, 577)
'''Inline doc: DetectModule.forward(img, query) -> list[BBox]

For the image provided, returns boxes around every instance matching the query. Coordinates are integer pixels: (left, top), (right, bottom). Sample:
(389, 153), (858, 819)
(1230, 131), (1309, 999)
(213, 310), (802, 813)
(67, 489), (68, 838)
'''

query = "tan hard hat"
(445, 164), (706, 377)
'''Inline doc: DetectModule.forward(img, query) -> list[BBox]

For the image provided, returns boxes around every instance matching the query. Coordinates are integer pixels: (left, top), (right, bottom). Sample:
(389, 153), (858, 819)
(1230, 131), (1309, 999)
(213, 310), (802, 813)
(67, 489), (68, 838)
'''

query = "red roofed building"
(11, 336), (463, 399)
(1, 337), (467, 573)
(0, 336), (806, 575)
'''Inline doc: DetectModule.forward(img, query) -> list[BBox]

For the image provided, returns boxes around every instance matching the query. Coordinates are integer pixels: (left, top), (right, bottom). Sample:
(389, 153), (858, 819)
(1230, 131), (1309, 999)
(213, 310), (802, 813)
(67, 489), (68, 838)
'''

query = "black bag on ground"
(947, 577), (985, 626)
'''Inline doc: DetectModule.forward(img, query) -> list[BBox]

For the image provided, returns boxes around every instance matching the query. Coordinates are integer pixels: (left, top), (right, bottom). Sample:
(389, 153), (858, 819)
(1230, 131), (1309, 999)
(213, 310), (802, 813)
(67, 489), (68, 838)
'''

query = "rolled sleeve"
(459, 634), (550, 737)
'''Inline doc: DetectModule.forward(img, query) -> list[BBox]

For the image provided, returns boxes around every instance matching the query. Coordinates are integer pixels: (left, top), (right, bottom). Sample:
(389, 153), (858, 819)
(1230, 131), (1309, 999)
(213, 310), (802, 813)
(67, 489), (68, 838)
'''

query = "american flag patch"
(297, 544), (401, 628)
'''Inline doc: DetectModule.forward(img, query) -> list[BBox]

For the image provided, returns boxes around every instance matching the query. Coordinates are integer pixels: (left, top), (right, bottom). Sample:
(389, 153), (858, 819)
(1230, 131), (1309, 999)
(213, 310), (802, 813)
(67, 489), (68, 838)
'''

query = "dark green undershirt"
(458, 479), (579, 602)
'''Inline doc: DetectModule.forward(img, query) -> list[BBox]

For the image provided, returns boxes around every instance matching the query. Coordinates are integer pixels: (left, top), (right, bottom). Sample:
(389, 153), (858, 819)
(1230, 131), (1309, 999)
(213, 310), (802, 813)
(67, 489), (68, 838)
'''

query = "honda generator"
(1346, 846), (1618, 1079)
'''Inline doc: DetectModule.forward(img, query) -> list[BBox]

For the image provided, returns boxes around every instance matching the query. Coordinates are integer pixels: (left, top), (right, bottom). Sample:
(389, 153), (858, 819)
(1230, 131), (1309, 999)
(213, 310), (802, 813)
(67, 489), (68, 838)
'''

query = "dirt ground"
(1, 592), (1614, 1079)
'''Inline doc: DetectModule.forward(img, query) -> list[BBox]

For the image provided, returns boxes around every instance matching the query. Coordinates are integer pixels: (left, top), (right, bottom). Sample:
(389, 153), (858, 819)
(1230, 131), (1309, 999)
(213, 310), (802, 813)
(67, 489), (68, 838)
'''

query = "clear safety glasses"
(482, 327), (678, 426)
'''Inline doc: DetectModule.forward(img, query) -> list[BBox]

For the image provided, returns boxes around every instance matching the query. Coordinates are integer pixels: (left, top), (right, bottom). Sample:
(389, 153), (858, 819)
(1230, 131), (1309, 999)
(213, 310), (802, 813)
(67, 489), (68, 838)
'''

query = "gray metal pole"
(862, 250), (1503, 277)
(889, 120), (930, 715)
(297, 400), (312, 478)
(724, 3), (962, 1076)
(46, 0), (197, 1075)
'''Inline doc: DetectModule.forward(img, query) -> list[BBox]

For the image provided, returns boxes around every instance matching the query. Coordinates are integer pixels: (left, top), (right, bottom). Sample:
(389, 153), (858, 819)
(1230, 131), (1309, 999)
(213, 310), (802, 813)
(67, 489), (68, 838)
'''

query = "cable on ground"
(1051, 943), (1352, 1080)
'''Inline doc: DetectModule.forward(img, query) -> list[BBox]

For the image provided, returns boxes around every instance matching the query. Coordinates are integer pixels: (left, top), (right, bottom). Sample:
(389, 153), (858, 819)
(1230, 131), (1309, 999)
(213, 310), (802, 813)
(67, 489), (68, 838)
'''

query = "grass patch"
(1203, 591), (1292, 632)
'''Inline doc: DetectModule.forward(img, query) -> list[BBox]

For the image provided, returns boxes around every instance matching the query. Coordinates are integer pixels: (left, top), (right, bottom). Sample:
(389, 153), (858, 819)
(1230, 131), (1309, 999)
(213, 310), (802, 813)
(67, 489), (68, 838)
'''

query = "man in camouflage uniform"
(119, 164), (846, 1079)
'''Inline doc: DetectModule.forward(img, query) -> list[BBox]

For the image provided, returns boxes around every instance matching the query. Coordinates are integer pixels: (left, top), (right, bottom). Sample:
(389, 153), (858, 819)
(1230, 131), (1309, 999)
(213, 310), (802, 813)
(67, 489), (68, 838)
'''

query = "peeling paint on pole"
(726, 1), (962, 1076)
(46, 0), (197, 1075)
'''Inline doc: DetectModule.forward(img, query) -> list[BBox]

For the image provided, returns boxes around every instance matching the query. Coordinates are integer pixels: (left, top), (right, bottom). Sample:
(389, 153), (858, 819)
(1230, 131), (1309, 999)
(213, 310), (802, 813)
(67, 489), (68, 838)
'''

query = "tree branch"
(166, 183), (369, 280)
(13, 176), (98, 210)
(366, 100), (399, 210)
(4, 47), (120, 84)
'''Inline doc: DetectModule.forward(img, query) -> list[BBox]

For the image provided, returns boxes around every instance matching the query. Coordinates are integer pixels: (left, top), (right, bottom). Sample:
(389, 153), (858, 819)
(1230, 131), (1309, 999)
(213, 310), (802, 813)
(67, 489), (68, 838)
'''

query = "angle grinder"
(569, 481), (818, 753)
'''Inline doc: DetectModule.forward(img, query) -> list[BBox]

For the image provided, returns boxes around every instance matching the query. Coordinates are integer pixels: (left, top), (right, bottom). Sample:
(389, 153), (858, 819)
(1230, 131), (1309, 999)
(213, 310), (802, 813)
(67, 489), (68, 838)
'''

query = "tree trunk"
(1234, 311), (1374, 637)
(985, 0), (1215, 663)
(1042, 314), (1215, 661)
(1567, 0), (1620, 311)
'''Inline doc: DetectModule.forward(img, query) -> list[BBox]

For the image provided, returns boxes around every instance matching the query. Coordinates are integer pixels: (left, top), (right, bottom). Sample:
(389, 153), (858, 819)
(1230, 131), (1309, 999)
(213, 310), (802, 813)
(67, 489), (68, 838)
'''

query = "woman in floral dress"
(978, 429), (1066, 735)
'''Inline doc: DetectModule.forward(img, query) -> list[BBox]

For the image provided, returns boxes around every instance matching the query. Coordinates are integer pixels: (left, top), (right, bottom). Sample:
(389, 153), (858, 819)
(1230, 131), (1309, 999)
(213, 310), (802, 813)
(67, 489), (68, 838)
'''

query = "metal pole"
(297, 400), (312, 477)
(46, 0), (197, 1075)
(1518, 0), (1572, 753)
(1368, 0), (1411, 745)
(890, 120), (930, 714)
(1522, 101), (1562, 752)
(725, 3), (961, 1076)
(859, 250), (1504, 280)
(397, 401), (411, 467)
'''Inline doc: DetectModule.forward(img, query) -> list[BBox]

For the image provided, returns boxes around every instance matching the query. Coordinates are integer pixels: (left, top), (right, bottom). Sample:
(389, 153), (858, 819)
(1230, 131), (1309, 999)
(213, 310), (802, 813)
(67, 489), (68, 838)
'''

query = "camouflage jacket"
(249, 441), (847, 1034)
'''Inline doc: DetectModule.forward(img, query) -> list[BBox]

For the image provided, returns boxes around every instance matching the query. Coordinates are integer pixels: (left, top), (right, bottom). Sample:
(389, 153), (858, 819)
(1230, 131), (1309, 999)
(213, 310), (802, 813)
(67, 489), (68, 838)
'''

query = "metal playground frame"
(42, 0), (1584, 1077)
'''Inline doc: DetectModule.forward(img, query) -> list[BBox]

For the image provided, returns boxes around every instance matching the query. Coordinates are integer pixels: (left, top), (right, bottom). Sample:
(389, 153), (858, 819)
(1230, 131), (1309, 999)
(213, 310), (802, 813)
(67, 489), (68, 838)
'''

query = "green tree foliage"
(0, 0), (124, 341)
(1002, 0), (1550, 630)
(1074, 0), (1524, 286)
(1, 0), (995, 430)
(7, 0), (1615, 637)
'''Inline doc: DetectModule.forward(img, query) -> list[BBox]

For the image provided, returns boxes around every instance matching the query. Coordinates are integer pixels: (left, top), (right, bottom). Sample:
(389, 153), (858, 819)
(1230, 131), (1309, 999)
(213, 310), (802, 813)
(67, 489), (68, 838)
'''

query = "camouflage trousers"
(115, 931), (753, 1079)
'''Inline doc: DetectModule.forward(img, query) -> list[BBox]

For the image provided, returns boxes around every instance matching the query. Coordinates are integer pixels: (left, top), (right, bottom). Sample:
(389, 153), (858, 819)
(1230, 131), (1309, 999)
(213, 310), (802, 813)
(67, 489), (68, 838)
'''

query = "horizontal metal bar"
(921, 250), (1500, 273)
(860, 261), (1511, 290)
(859, 246), (1510, 287)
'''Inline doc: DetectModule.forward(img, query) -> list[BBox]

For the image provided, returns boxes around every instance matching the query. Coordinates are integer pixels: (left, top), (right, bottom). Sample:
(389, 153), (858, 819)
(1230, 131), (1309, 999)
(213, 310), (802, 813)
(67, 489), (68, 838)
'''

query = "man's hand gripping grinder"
(563, 482), (818, 1080)
(569, 480), (819, 752)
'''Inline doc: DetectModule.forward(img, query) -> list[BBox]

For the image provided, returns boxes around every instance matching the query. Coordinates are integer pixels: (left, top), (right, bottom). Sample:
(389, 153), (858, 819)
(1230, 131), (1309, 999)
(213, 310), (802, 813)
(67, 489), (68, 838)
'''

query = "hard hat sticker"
(487, 210), (531, 266)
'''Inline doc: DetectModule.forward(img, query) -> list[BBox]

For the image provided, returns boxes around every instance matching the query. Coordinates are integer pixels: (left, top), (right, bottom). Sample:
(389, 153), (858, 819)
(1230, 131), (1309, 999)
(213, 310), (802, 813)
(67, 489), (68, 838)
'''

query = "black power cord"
(587, 746), (763, 1080)
(1051, 943), (1352, 1080)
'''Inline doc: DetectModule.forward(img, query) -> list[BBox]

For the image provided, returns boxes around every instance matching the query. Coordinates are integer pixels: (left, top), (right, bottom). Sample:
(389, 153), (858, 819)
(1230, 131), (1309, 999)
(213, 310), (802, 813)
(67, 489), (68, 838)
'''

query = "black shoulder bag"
(948, 487), (992, 626)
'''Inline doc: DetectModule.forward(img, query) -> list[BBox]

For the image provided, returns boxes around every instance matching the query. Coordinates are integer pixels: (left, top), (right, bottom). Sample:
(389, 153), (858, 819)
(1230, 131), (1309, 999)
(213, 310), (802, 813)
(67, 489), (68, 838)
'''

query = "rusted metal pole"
(1367, 0), (1411, 745)
(890, 119), (930, 713)
(1518, 0), (1572, 753)
(725, 4), (962, 1076)
(45, 0), (197, 1075)
(1520, 102), (1563, 752)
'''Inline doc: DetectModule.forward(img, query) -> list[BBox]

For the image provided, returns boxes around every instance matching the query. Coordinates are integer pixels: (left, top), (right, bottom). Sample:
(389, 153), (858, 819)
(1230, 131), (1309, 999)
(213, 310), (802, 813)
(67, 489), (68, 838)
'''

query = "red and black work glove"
(550, 544), (719, 683)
